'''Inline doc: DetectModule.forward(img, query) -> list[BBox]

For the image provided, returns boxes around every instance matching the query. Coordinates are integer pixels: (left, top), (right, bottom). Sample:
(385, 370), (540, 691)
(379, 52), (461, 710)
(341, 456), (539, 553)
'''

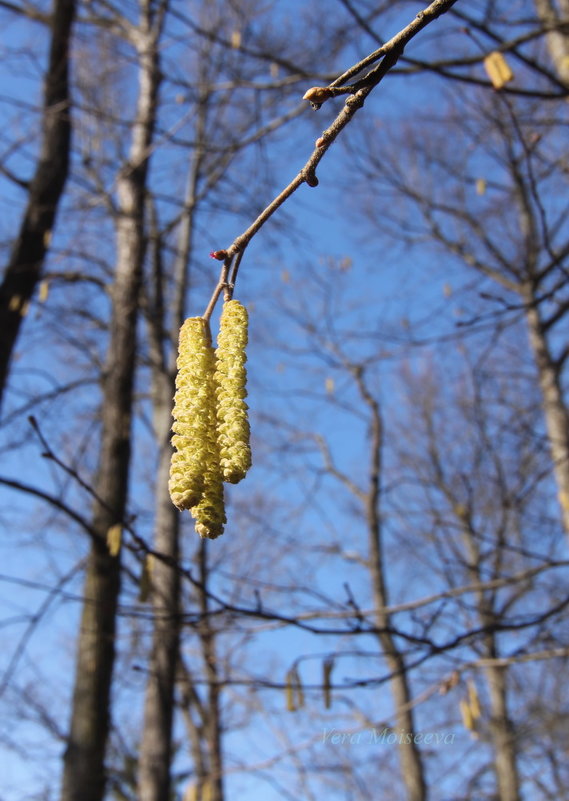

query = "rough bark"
(60, 8), (164, 800)
(0, 0), (75, 409)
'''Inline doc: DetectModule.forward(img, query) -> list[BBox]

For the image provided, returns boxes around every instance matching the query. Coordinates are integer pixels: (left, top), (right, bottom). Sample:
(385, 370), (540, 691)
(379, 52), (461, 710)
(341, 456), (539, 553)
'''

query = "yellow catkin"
(190, 357), (227, 540)
(483, 51), (514, 90)
(285, 667), (304, 712)
(214, 300), (252, 484)
(468, 679), (481, 720)
(285, 670), (295, 712)
(460, 698), (474, 731)
(169, 318), (213, 511)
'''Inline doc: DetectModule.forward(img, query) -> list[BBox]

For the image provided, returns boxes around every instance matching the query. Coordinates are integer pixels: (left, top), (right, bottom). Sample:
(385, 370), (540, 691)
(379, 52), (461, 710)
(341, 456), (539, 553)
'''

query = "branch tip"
(303, 86), (334, 109)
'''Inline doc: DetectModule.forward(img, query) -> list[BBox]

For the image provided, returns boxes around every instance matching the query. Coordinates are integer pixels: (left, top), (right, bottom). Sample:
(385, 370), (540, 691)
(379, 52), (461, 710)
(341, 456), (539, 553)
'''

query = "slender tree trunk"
(356, 368), (427, 801)
(461, 522), (521, 801)
(169, 545), (225, 801)
(525, 303), (569, 536)
(198, 542), (224, 801)
(137, 428), (180, 801)
(486, 664), (520, 801)
(138, 142), (202, 801)
(534, 0), (569, 84)
(60, 10), (164, 800)
(369, 532), (427, 801)
(0, 0), (75, 409)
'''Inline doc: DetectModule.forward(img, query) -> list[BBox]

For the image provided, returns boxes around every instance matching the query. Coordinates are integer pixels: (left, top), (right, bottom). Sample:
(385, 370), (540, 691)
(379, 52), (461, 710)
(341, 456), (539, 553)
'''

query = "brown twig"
(202, 0), (459, 319)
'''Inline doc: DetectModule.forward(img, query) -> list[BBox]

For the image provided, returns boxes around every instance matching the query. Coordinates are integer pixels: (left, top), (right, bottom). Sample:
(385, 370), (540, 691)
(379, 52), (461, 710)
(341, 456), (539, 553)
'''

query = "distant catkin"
(190, 351), (227, 540)
(214, 300), (252, 484)
(169, 318), (212, 511)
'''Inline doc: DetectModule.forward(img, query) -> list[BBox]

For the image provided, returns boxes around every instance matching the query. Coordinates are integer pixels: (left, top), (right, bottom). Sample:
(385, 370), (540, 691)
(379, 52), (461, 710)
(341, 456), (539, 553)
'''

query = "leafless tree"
(60, 3), (169, 800)
(350, 91), (569, 539)
(0, 0), (76, 410)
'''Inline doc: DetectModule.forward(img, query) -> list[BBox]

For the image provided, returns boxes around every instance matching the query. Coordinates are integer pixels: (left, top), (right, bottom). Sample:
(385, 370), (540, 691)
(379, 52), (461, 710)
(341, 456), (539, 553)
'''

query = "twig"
(202, 0), (459, 318)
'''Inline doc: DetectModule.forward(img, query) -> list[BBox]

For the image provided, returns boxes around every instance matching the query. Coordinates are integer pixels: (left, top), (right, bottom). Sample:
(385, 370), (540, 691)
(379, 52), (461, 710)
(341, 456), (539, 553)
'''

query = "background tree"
(0, 0), (76, 409)
(253, 254), (569, 798)
(350, 85), (569, 536)
(60, 3), (169, 800)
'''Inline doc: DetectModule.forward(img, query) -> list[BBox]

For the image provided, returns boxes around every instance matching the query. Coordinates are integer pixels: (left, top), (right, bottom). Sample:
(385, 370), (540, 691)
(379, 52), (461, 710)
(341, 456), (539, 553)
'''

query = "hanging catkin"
(190, 345), (227, 539)
(214, 300), (252, 484)
(168, 318), (212, 510)
(169, 301), (252, 538)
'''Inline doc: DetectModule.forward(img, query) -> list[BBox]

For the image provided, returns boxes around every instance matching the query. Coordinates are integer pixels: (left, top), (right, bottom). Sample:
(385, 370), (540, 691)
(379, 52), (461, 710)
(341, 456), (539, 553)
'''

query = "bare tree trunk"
(534, 0), (569, 84)
(0, 0), (75, 409)
(354, 367), (427, 801)
(486, 664), (520, 801)
(461, 519), (521, 801)
(137, 435), (180, 801)
(137, 226), (187, 801)
(138, 121), (204, 800)
(525, 303), (569, 536)
(197, 541), (225, 801)
(60, 7), (165, 800)
(178, 657), (210, 801)
(176, 544), (225, 801)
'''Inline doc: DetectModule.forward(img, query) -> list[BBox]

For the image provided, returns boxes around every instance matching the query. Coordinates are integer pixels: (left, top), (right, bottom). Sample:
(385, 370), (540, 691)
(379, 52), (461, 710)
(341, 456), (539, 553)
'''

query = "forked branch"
(202, 0), (459, 321)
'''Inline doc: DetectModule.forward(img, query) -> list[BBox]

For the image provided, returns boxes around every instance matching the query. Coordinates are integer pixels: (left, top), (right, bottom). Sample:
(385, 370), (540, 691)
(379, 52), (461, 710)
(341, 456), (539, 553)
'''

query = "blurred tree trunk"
(315, 351), (427, 800)
(410, 359), (536, 801)
(137, 144), (203, 801)
(526, 3), (569, 534)
(534, 0), (569, 83)
(60, 4), (166, 800)
(458, 511), (521, 801)
(354, 365), (427, 801)
(137, 260), (181, 801)
(524, 304), (569, 535)
(486, 665), (520, 801)
(175, 542), (226, 801)
(197, 540), (225, 801)
(175, 544), (225, 801)
(137, 412), (180, 801)
(0, 0), (75, 409)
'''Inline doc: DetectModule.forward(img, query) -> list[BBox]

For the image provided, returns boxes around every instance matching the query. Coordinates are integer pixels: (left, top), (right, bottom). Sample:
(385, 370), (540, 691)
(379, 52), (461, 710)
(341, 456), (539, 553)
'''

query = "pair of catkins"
(168, 300), (251, 538)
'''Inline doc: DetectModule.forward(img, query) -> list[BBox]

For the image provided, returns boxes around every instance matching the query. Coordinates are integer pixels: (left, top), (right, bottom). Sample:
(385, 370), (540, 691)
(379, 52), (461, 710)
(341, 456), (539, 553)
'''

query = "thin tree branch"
(202, 0), (459, 320)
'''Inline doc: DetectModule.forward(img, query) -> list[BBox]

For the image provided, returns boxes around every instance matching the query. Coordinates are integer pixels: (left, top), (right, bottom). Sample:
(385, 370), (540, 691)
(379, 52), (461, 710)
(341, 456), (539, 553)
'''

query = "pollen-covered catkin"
(190, 381), (227, 540)
(214, 300), (252, 483)
(169, 318), (212, 510)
